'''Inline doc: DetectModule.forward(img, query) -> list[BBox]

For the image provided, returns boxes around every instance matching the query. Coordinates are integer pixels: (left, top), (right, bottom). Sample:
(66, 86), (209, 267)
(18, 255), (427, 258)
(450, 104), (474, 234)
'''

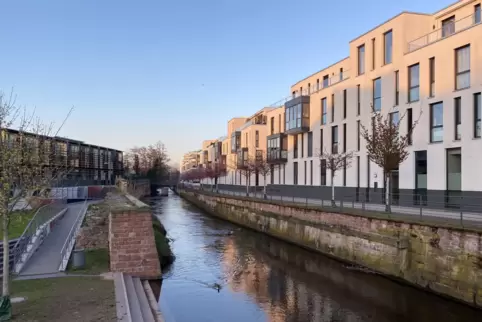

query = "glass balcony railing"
(407, 13), (481, 53)
(267, 149), (288, 163)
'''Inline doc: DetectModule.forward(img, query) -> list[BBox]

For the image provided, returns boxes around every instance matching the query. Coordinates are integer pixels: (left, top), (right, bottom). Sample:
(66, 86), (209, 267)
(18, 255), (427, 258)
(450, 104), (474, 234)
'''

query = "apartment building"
(280, 0), (482, 205)
(180, 150), (201, 172)
(3, 128), (123, 186)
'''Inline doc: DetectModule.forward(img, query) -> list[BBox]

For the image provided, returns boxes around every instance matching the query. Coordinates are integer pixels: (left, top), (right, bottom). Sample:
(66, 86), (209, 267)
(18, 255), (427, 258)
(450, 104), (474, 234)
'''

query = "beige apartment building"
(186, 0), (482, 207)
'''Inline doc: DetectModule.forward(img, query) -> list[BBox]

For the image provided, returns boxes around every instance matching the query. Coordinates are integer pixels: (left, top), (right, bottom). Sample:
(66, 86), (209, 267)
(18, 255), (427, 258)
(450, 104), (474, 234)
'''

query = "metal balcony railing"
(407, 13), (481, 53)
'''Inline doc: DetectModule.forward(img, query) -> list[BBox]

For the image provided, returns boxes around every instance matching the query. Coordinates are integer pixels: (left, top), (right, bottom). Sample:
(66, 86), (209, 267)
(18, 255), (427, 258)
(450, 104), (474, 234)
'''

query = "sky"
(0, 0), (455, 164)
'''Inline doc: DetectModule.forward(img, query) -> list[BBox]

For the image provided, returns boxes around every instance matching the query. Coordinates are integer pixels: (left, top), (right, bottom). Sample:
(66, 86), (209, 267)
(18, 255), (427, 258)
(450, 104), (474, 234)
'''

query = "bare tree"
(254, 153), (271, 199)
(229, 156), (256, 197)
(205, 161), (227, 192)
(0, 92), (71, 299)
(316, 148), (354, 206)
(360, 109), (420, 212)
(125, 142), (170, 181)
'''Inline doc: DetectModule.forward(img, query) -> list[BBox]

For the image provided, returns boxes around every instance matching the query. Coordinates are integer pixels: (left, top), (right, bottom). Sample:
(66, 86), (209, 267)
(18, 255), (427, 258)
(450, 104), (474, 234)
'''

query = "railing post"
(419, 194), (422, 219)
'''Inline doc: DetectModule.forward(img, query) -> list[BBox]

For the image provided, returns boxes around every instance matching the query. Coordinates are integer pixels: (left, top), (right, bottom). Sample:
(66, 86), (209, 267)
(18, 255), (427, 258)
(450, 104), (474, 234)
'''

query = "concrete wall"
(109, 208), (161, 278)
(181, 190), (482, 308)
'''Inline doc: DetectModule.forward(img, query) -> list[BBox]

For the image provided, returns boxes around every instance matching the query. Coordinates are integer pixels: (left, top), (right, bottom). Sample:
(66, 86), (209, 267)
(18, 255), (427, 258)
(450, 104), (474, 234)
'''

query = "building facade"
(185, 0), (482, 205)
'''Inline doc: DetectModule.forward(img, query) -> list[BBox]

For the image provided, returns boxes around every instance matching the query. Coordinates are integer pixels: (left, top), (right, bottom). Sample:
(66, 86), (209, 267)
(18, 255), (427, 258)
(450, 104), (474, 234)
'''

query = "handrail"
(59, 199), (88, 271)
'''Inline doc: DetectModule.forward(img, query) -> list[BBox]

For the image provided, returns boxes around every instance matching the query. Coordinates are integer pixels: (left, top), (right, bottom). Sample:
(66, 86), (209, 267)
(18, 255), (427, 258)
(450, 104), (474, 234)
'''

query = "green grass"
(67, 248), (110, 274)
(0, 210), (36, 240)
(11, 276), (116, 322)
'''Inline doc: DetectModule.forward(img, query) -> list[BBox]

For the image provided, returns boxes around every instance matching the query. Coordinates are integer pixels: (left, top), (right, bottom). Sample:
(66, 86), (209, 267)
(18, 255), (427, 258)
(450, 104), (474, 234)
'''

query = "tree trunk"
(385, 173), (391, 213)
(2, 213), (10, 296)
(215, 177), (218, 193)
(331, 173), (336, 207)
(246, 178), (249, 197)
(263, 174), (267, 199)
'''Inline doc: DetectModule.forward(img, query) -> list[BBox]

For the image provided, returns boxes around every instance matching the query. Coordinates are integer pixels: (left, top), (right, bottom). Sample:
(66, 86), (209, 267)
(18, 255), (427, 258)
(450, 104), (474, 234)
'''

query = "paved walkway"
(19, 202), (88, 276)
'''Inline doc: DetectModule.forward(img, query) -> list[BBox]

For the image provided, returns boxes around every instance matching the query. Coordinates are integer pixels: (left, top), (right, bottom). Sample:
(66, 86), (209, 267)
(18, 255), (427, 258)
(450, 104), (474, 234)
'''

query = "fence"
(179, 183), (482, 228)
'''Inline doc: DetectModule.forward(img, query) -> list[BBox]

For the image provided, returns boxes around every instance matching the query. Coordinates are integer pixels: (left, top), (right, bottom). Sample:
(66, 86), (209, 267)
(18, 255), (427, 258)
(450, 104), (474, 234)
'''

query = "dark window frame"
(255, 130), (259, 148)
(455, 45), (470, 90)
(331, 125), (339, 154)
(371, 38), (376, 70)
(343, 89), (347, 119)
(343, 123), (347, 153)
(331, 93), (335, 123)
(429, 57), (435, 97)
(407, 108), (413, 145)
(455, 97), (461, 140)
(321, 97), (327, 125)
(474, 93), (481, 138)
(358, 44), (365, 75)
(394, 70), (399, 106)
(383, 30), (393, 65)
(373, 77), (381, 112)
(357, 120), (360, 151)
(408, 63), (420, 103)
(320, 159), (327, 186)
(307, 131), (313, 157)
(357, 85), (361, 115)
(430, 102), (444, 143)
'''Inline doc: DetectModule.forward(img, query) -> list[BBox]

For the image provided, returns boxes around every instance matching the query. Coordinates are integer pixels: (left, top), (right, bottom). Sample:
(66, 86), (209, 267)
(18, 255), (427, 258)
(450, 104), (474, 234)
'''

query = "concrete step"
(133, 277), (155, 322)
(123, 275), (143, 322)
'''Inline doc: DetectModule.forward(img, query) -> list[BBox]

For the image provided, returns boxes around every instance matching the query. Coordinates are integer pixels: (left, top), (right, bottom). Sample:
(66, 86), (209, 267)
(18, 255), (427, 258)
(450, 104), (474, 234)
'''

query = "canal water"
(150, 193), (480, 322)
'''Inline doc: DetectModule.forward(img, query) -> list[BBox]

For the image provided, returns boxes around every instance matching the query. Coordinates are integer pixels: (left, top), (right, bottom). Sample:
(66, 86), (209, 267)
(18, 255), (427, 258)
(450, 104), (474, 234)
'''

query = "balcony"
(236, 148), (248, 169)
(267, 149), (288, 164)
(267, 133), (287, 164)
(407, 13), (481, 53)
(230, 131), (241, 154)
(284, 96), (310, 135)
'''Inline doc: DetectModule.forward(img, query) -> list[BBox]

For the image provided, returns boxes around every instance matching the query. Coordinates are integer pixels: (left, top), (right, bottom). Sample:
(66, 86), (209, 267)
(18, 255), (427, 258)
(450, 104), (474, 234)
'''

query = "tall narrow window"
(384, 30), (392, 64)
(293, 135), (298, 159)
(304, 161), (307, 185)
(293, 162), (298, 185)
(389, 111), (400, 126)
(455, 45), (470, 90)
(373, 78), (381, 112)
(357, 85), (361, 115)
(270, 165), (274, 184)
(310, 160), (313, 185)
(357, 120), (360, 151)
(316, 79), (320, 91)
(429, 57), (435, 97)
(301, 134), (304, 158)
(331, 126), (338, 154)
(358, 44), (365, 75)
(320, 129), (324, 153)
(245, 133), (248, 146)
(270, 117), (274, 135)
(320, 160), (327, 186)
(356, 156), (360, 188)
(308, 83), (311, 94)
(323, 75), (329, 88)
(343, 123), (347, 153)
(394, 70), (399, 106)
(255, 130), (259, 148)
(454, 97), (461, 140)
(343, 89), (347, 119)
(321, 98), (327, 125)
(476, 4), (481, 24)
(340, 68), (343, 81)
(475, 93), (481, 138)
(408, 63), (420, 102)
(442, 16), (455, 38)
(278, 115), (281, 133)
(371, 38), (376, 70)
(407, 108), (413, 145)
(430, 102), (444, 143)
(331, 94), (335, 122)
(343, 159), (347, 187)
(308, 131), (313, 157)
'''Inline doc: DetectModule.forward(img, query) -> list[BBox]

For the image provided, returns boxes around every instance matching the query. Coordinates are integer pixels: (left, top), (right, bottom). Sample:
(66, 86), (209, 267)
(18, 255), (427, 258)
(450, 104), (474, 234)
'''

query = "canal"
(150, 193), (480, 322)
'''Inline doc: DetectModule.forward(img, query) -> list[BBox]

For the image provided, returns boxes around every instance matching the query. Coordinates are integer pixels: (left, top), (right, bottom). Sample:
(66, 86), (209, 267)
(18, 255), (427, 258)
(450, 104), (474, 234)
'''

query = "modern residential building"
(3, 128), (123, 186)
(180, 150), (201, 172)
(185, 0), (482, 206)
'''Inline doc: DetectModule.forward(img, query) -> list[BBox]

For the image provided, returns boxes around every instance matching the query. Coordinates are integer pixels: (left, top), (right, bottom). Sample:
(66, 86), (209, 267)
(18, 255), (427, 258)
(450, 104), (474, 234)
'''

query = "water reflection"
(152, 194), (480, 322)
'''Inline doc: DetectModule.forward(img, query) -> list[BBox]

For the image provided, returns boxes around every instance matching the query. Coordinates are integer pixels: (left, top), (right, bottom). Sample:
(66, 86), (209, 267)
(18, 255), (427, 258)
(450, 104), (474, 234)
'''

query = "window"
(389, 111), (399, 126)
(255, 130), (259, 148)
(301, 134), (304, 158)
(308, 83), (311, 94)
(430, 102), (443, 143)
(371, 38), (376, 70)
(285, 103), (309, 131)
(408, 64), (420, 102)
(455, 45), (470, 90)
(270, 117), (274, 135)
(373, 78), (381, 112)
(343, 159), (347, 187)
(384, 30), (392, 64)
(340, 68), (343, 81)
(323, 75), (329, 88)
(394, 70), (399, 106)
(310, 160), (313, 185)
(357, 120), (360, 151)
(293, 162), (298, 185)
(358, 45), (365, 75)
(292, 91), (296, 98)
(304, 161), (307, 185)
(320, 129), (324, 153)
(343, 89), (347, 119)
(308, 132), (313, 157)
(316, 79), (320, 91)
(343, 123), (347, 153)
(245, 133), (248, 146)
(331, 94), (335, 122)
(356, 156), (360, 188)
(475, 93), (481, 138)
(293, 135), (298, 159)
(442, 16), (455, 38)
(320, 159), (327, 186)
(429, 57), (435, 97)
(270, 165), (274, 184)
(321, 98), (327, 125)
(332, 126), (338, 154)
(455, 97), (461, 140)
(278, 115), (281, 133)
(476, 4), (481, 24)
(357, 85), (361, 115)
(407, 108), (413, 145)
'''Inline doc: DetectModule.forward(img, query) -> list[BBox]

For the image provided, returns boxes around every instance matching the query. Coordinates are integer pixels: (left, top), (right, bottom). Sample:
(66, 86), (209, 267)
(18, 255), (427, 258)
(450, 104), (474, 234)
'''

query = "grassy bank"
(67, 248), (110, 274)
(152, 216), (175, 268)
(0, 210), (36, 240)
(11, 276), (116, 322)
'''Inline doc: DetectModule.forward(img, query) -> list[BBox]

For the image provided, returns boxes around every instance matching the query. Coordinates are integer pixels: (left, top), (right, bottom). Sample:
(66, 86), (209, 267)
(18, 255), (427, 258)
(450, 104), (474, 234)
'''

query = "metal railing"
(12, 200), (67, 271)
(407, 13), (481, 53)
(58, 199), (88, 271)
(180, 184), (482, 228)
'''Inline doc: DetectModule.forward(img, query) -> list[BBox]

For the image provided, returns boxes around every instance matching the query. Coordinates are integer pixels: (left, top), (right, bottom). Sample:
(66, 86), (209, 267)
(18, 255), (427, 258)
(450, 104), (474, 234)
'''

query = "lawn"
(0, 210), (36, 240)
(67, 248), (110, 274)
(11, 276), (116, 322)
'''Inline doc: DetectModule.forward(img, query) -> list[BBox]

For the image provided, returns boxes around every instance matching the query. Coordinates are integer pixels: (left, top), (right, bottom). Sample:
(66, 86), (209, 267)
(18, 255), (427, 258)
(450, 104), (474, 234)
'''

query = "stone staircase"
(114, 272), (163, 322)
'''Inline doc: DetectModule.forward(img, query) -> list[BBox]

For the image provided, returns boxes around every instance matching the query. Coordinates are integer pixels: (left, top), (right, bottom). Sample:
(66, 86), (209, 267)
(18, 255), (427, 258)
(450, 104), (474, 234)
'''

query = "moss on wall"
(152, 215), (175, 269)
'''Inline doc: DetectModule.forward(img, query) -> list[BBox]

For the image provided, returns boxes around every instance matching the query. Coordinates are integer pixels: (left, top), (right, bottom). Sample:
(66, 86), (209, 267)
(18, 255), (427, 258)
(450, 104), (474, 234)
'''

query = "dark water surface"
(151, 193), (480, 322)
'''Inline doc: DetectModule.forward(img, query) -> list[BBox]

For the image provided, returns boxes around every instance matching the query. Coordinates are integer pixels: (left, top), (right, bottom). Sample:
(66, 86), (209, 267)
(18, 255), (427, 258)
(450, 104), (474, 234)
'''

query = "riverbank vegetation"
(152, 215), (175, 268)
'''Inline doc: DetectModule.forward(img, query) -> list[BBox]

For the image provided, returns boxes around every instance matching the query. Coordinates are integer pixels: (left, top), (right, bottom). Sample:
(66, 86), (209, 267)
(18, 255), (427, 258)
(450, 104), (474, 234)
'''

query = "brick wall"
(109, 209), (161, 277)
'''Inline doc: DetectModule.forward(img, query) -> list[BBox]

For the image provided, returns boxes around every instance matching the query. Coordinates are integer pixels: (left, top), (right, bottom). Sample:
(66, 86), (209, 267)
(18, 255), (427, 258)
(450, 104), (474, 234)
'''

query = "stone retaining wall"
(180, 190), (482, 308)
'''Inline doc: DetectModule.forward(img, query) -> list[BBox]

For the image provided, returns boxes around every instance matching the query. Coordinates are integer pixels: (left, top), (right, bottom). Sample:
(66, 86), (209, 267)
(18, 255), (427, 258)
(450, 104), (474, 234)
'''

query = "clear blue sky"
(1, 0), (453, 164)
